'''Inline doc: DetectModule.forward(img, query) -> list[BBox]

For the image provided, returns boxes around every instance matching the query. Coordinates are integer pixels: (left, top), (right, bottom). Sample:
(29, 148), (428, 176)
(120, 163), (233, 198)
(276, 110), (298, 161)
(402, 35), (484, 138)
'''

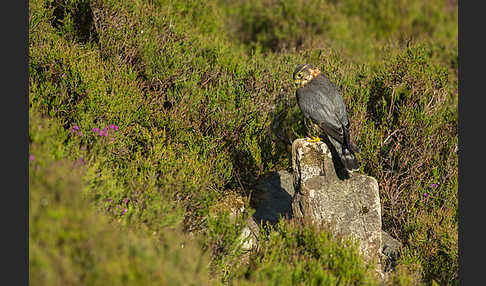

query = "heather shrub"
(29, 0), (457, 284)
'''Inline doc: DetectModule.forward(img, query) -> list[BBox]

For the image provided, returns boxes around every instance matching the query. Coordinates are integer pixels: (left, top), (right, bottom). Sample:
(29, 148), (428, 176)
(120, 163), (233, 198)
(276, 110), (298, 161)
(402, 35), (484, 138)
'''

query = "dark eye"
(297, 72), (303, 79)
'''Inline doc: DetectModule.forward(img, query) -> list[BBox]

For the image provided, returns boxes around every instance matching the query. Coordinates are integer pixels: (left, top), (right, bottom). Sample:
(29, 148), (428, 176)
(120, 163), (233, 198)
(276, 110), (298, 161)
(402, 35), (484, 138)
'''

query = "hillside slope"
(29, 0), (458, 285)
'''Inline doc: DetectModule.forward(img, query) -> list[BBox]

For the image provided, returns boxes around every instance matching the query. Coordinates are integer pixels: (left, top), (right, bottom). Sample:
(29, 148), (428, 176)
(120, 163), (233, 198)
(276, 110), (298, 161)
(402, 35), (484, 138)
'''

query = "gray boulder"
(291, 138), (383, 265)
(237, 217), (260, 253)
(242, 138), (403, 278)
(381, 230), (402, 272)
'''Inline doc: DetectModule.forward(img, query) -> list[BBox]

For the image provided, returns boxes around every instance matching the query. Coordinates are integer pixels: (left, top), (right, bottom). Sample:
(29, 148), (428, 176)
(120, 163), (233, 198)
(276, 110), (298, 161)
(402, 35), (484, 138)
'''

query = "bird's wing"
(317, 75), (349, 126)
(297, 87), (346, 144)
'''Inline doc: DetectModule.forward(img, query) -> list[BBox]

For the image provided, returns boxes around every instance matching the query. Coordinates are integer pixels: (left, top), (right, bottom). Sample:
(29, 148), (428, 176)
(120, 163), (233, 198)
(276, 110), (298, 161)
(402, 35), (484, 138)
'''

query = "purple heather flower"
(29, 154), (34, 161)
(423, 192), (428, 197)
(73, 125), (79, 130)
(99, 130), (104, 136)
(114, 125), (119, 131)
(93, 127), (99, 132)
(78, 131), (82, 136)
(123, 197), (129, 204)
(121, 208), (127, 216)
(429, 183), (438, 189)
(78, 157), (86, 165)
(109, 124), (115, 129)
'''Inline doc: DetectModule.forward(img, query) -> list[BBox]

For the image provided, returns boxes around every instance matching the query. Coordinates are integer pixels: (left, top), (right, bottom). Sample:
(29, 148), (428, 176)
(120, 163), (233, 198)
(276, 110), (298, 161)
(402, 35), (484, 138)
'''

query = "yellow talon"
(306, 136), (321, 143)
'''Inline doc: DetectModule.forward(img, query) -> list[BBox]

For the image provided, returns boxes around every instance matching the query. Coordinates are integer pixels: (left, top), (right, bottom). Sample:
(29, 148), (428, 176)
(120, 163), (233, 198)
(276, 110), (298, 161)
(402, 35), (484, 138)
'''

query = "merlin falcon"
(293, 63), (359, 171)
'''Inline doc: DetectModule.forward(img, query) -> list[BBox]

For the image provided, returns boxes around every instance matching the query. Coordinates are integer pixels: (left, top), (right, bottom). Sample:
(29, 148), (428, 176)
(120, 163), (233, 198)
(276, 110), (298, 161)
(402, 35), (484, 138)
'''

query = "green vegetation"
(29, 0), (457, 285)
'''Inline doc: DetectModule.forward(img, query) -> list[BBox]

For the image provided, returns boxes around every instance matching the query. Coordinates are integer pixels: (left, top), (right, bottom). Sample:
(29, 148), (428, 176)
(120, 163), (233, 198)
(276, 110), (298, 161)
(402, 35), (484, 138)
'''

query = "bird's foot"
(306, 136), (321, 143)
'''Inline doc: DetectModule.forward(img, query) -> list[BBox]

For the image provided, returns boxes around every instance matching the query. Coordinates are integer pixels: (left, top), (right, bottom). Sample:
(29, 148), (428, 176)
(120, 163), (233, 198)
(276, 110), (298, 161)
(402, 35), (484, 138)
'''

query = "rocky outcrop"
(291, 139), (382, 264)
(237, 217), (260, 253)
(381, 230), (402, 272)
(240, 138), (402, 277)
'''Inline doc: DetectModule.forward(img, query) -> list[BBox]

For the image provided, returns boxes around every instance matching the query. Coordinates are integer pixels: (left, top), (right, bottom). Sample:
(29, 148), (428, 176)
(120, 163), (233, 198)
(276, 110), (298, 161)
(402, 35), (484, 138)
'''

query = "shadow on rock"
(250, 170), (295, 227)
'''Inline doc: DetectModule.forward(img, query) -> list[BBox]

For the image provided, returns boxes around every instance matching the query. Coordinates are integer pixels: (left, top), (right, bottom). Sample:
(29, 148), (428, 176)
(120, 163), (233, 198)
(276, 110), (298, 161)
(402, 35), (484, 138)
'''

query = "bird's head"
(293, 64), (321, 88)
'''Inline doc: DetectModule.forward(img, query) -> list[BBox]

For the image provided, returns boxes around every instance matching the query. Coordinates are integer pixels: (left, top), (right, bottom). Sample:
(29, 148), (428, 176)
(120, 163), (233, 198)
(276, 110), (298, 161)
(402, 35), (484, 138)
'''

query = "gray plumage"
(293, 63), (359, 171)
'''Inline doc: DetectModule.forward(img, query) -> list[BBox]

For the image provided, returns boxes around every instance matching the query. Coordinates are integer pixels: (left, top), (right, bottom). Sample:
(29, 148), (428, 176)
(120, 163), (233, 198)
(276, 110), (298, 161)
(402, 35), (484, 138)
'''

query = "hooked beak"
(294, 80), (300, 87)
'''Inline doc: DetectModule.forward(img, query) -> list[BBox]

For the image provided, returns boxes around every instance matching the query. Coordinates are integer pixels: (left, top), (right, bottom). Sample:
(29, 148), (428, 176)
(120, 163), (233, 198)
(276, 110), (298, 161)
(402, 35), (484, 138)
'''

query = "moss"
(301, 144), (328, 168)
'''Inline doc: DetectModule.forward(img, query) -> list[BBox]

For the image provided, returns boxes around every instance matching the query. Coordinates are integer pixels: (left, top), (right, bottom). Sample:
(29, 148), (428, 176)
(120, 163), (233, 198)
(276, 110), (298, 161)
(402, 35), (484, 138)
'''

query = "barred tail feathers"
(341, 125), (360, 171)
(327, 135), (360, 171)
(341, 148), (359, 171)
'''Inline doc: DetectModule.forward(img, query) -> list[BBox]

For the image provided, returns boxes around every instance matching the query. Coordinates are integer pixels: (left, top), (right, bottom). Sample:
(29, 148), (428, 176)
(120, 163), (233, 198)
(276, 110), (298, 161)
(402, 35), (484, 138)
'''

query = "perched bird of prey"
(293, 63), (359, 171)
